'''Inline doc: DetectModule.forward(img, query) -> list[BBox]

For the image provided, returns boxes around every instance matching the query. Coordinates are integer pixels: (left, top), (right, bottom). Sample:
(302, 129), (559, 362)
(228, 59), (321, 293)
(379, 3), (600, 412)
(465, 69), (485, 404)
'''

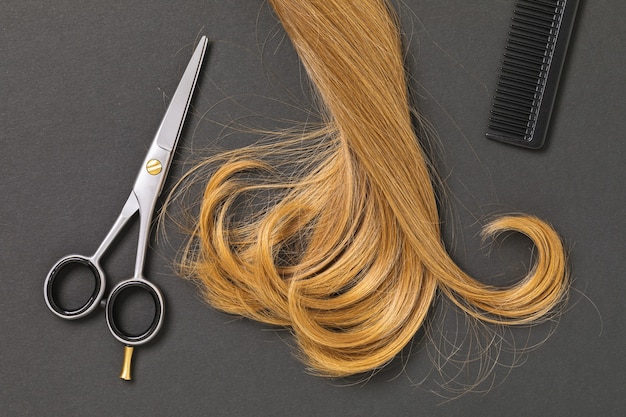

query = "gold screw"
(146, 159), (162, 175)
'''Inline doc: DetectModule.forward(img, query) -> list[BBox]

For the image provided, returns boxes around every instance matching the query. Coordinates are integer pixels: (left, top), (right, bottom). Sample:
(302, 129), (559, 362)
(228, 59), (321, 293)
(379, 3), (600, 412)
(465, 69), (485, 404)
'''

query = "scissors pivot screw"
(146, 159), (162, 175)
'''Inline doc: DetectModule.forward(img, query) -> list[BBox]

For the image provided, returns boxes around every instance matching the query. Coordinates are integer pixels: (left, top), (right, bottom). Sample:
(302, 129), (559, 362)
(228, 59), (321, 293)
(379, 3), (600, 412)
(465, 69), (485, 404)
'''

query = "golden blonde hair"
(173, 0), (568, 377)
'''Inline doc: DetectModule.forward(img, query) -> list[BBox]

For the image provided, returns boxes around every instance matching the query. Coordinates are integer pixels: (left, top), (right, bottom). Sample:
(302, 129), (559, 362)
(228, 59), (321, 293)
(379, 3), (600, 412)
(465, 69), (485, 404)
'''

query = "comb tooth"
(492, 108), (537, 122)
(489, 117), (531, 131)
(493, 101), (537, 114)
(510, 30), (548, 44)
(495, 91), (539, 105)
(489, 118), (529, 133)
(494, 99), (535, 115)
(496, 82), (540, 97)
(511, 23), (554, 38)
(503, 56), (547, 72)
(491, 106), (532, 120)
(494, 92), (538, 106)
(501, 65), (543, 81)
(512, 16), (555, 31)
(488, 120), (530, 137)
(512, 15), (555, 31)
(491, 110), (533, 127)
(499, 68), (543, 86)
(504, 48), (548, 64)
(503, 64), (546, 81)
(503, 61), (547, 77)
(510, 30), (554, 46)
(500, 73), (540, 89)
(492, 104), (532, 117)
(489, 114), (530, 130)
(489, 117), (531, 133)
(497, 80), (540, 98)
(503, 53), (549, 70)
(514, 6), (555, 23)
(500, 72), (540, 87)
(514, 10), (556, 24)
(504, 51), (545, 66)
(495, 86), (538, 102)
(524, 0), (560, 7)
(497, 83), (541, 96)
(509, 38), (548, 53)
(505, 43), (546, 56)
(518, 3), (559, 16)
(500, 65), (545, 81)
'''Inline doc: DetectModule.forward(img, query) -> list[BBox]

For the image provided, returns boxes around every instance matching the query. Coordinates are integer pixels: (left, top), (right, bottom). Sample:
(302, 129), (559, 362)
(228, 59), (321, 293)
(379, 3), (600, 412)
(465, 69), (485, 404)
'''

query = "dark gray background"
(1, 1), (624, 416)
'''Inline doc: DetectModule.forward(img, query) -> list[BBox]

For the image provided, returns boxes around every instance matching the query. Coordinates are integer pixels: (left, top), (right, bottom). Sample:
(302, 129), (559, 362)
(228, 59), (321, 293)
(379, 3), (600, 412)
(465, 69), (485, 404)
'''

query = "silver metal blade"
(155, 36), (208, 151)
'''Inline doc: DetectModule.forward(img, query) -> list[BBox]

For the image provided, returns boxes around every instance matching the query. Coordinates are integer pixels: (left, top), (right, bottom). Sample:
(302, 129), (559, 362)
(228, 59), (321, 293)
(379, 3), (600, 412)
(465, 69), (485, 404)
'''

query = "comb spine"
(528, 0), (580, 149)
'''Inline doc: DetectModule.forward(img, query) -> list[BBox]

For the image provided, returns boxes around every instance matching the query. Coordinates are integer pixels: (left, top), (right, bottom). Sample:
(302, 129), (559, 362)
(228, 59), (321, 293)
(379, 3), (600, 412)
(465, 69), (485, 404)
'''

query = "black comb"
(486, 0), (580, 149)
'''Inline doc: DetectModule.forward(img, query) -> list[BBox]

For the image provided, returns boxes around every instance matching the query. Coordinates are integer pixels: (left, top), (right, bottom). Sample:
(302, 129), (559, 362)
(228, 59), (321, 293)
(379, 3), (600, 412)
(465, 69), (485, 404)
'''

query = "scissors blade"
(155, 36), (208, 152)
(126, 37), (207, 279)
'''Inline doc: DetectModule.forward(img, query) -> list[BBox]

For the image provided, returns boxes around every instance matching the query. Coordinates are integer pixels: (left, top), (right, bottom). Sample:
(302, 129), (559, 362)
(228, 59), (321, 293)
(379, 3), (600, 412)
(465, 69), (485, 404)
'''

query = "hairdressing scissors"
(44, 36), (207, 381)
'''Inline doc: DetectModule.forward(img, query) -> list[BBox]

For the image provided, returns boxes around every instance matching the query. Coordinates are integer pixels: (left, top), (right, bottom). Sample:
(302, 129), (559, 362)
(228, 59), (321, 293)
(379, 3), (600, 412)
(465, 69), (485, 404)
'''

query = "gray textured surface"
(1, 1), (624, 415)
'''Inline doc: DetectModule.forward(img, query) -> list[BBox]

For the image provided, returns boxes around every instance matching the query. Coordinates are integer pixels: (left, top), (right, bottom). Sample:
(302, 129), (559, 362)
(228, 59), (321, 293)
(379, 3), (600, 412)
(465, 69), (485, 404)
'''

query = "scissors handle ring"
(105, 279), (164, 346)
(44, 255), (105, 319)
